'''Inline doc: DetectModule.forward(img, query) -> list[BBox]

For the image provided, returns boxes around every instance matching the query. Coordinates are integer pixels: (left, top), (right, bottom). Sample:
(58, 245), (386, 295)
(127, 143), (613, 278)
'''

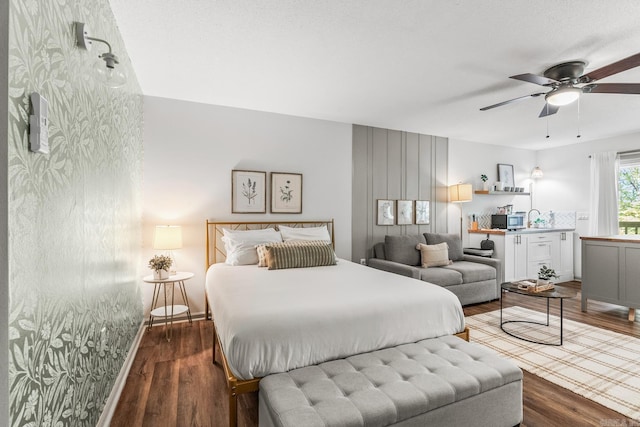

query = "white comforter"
(206, 260), (465, 380)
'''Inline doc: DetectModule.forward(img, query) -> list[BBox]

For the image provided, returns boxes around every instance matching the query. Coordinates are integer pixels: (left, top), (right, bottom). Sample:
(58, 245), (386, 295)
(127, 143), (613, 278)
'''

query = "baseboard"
(97, 320), (146, 427)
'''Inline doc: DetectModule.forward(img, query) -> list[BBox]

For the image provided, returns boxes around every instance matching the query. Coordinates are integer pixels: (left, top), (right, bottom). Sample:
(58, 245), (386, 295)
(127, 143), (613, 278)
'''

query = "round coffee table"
(500, 282), (577, 346)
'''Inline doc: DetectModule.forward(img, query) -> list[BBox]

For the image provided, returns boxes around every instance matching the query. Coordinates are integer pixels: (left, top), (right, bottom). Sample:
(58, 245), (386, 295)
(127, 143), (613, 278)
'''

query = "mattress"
(206, 259), (465, 380)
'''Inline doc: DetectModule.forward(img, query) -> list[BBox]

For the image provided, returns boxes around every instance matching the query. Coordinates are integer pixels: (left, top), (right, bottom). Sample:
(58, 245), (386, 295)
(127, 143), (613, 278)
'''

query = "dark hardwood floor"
(112, 281), (639, 427)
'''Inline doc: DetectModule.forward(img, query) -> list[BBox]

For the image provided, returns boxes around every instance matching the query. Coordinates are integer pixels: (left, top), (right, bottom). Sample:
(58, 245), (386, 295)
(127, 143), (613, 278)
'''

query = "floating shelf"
(475, 190), (530, 195)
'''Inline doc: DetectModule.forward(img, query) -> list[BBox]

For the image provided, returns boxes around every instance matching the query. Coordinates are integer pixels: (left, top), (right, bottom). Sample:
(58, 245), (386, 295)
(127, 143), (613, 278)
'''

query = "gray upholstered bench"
(259, 335), (522, 427)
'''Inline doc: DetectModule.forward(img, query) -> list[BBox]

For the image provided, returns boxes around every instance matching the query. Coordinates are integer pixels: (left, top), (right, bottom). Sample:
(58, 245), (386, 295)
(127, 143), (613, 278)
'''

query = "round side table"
(143, 271), (194, 341)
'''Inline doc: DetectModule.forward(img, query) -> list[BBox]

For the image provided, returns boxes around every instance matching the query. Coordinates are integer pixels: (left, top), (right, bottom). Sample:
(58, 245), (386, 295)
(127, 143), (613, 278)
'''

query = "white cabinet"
(558, 231), (574, 281)
(468, 230), (574, 283)
(506, 234), (528, 282)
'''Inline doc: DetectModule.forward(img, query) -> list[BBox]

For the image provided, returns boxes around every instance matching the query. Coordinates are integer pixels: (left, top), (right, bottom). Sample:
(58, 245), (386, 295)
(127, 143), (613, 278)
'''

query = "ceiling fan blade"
(538, 103), (559, 118)
(480, 92), (545, 111)
(582, 83), (640, 94)
(581, 52), (640, 82)
(510, 73), (558, 86)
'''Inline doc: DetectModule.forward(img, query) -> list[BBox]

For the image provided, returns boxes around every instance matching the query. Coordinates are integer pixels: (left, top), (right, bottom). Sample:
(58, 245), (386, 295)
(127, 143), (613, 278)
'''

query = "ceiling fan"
(480, 52), (640, 117)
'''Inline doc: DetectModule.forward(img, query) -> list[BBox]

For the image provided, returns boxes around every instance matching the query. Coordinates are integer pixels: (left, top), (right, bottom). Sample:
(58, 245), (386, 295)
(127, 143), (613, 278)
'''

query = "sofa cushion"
(444, 261), (496, 283)
(385, 234), (425, 266)
(373, 242), (386, 260)
(419, 267), (463, 287)
(425, 233), (464, 261)
(416, 243), (452, 268)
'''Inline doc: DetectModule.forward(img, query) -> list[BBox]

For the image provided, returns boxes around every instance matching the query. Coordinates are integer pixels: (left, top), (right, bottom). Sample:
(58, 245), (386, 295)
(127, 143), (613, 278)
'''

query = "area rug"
(466, 306), (640, 420)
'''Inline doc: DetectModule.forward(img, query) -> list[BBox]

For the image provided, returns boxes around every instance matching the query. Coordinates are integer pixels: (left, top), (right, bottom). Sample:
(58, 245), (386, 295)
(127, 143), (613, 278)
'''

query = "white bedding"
(206, 259), (465, 380)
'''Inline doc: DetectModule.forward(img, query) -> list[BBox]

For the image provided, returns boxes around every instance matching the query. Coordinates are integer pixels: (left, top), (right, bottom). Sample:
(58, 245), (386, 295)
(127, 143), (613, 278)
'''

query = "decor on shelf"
(74, 22), (127, 88)
(232, 170), (266, 213)
(396, 200), (414, 225)
(415, 200), (430, 225)
(153, 225), (182, 274)
(497, 164), (515, 188)
(449, 183), (473, 238)
(481, 174), (489, 191)
(149, 255), (172, 280)
(376, 200), (395, 225)
(270, 172), (302, 214)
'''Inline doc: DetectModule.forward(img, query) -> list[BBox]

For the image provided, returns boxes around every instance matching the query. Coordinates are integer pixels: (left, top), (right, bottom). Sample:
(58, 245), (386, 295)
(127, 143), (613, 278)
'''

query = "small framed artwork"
(415, 200), (430, 225)
(377, 199), (395, 225)
(397, 200), (413, 225)
(271, 172), (302, 213)
(231, 170), (266, 213)
(497, 163), (515, 188)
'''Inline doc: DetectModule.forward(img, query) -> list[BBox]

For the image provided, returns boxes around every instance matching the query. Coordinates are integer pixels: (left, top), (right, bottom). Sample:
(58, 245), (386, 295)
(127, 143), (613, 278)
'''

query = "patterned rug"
(466, 306), (640, 420)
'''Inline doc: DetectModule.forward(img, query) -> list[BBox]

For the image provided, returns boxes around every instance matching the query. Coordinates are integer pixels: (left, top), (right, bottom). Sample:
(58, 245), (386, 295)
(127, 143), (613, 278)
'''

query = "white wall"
(536, 131), (640, 278)
(448, 139), (536, 246)
(143, 96), (353, 317)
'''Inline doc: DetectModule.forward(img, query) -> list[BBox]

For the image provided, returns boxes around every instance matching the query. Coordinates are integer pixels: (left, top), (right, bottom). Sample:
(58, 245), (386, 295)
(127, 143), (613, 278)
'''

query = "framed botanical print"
(377, 199), (395, 225)
(231, 170), (266, 213)
(271, 172), (302, 213)
(497, 163), (515, 188)
(396, 200), (413, 225)
(415, 200), (430, 224)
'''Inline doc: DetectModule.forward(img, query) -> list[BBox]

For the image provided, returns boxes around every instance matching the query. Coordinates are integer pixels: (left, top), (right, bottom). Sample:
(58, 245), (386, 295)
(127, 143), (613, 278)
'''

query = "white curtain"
(589, 152), (619, 236)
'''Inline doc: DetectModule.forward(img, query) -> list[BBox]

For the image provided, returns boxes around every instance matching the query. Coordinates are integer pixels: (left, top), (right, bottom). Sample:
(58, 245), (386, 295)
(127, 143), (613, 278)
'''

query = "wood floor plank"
(115, 281), (638, 426)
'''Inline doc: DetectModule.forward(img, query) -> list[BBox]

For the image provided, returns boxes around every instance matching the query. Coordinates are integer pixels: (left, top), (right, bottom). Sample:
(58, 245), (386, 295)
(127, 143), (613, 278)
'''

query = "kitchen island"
(581, 235), (640, 322)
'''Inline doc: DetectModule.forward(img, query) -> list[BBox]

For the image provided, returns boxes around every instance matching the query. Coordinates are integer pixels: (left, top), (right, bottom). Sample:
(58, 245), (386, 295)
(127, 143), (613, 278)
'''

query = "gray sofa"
(368, 233), (502, 306)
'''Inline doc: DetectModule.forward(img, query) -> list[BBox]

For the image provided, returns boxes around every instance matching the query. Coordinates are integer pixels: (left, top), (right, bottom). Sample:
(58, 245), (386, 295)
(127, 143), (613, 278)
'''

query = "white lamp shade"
(449, 183), (473, 203)
(531, 166), (544, 179)
(153, 225), (183, 250)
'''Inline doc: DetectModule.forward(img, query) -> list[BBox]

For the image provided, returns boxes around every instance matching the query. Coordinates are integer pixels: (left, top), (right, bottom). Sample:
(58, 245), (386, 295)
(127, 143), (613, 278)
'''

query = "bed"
(205, 220), (468, 426)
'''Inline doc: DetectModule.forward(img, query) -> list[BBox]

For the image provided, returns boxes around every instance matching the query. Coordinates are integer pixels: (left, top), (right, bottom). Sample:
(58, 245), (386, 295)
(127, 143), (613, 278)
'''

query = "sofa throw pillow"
(424, 233), (464, 261)
(265, 241), (337, 270)
(384, 234), (426, 266)
(416, 243), (452, 268)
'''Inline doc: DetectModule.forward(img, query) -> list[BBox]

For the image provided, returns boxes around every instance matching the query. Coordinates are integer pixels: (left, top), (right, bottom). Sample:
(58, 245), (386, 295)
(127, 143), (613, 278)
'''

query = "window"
(618, 151), (640, 234)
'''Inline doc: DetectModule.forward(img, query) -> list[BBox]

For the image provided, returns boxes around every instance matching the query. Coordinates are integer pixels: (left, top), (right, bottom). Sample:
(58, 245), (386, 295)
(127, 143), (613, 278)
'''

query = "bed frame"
(204, 219), (468, 427)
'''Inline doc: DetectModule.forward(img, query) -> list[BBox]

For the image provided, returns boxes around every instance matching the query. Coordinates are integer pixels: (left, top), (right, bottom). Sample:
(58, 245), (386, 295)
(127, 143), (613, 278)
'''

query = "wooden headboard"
(205, 219), (335, 268)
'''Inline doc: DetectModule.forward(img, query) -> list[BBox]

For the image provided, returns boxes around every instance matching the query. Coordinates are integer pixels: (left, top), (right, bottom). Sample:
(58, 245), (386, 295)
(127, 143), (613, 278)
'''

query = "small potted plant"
(537, 265), (559, 287)
(480, 174), (489, 191)
(149, 255), (172, 280)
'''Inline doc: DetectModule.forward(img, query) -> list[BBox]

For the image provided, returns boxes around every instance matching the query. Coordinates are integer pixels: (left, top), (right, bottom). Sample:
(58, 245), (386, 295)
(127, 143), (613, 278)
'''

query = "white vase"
(537, 278), (550, 287)
(153, 269), (169, 280)
(483, 182), (489, 191)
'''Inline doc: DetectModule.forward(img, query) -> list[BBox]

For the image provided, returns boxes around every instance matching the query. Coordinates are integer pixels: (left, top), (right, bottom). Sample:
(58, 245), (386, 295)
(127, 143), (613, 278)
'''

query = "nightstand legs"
(147, 279), (193, 342)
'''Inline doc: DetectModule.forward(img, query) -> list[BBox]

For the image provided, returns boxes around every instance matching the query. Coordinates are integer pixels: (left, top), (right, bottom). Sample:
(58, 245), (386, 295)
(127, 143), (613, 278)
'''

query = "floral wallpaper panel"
(8, 0), (144, 426)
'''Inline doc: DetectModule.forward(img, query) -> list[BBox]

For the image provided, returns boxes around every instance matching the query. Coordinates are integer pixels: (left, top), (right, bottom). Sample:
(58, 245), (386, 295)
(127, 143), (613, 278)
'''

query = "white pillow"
(278, 225), (331, 243)
(416, 242), (452, 268)
(222, 228), (282, 265)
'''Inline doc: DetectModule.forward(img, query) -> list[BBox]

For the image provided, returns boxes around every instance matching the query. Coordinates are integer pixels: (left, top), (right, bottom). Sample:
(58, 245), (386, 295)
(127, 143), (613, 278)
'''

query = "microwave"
(491, 214), (526, 230)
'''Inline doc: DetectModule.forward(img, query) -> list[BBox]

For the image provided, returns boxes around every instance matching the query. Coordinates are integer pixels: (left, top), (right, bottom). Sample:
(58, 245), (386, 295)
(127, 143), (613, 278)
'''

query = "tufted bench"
(259, 335), (522, 427)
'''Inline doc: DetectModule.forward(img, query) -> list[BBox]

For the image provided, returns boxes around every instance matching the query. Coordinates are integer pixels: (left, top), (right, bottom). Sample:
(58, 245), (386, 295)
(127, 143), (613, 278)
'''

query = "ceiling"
(108, 0), (640, 150)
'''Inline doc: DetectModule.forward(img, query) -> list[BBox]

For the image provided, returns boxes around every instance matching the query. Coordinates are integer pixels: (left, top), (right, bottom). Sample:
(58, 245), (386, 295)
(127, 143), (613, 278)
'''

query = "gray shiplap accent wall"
(352, 125), (448, 262)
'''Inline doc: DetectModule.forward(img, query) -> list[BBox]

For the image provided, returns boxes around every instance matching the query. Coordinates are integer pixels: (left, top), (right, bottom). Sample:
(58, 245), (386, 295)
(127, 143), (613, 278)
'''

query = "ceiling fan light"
(545, 87), (581, 106)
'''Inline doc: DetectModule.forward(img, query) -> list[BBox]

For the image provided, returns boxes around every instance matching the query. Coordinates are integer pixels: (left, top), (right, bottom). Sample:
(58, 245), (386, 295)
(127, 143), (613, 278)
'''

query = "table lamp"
(153, 225), (182, 275)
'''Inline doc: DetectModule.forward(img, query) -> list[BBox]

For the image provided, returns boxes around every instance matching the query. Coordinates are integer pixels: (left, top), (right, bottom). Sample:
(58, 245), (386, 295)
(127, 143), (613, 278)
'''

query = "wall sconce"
(153, 225), (183, 275)
(531, 166), (544, 179)
(75, 22), (126, 88)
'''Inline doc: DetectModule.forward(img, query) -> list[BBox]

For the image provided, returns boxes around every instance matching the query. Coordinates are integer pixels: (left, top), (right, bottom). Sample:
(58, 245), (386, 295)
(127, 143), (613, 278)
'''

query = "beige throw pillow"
(416, 242), (452, 268)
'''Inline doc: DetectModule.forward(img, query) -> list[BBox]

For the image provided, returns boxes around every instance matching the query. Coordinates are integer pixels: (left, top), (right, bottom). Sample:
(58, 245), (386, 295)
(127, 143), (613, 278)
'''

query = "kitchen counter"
(580, 235), (640, 244)
(469, 228), (575, 235)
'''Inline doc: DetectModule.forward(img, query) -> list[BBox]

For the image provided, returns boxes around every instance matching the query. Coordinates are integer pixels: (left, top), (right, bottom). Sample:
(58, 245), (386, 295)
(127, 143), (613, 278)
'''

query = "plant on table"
(480, 174), (488, 182)
(538, 265), (559, 281)
(149, 254), (172, 273)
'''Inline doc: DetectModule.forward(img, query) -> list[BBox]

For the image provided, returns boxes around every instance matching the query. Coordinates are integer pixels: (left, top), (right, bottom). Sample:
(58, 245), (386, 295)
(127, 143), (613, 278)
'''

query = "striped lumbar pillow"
(264, 241), (336, 270)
